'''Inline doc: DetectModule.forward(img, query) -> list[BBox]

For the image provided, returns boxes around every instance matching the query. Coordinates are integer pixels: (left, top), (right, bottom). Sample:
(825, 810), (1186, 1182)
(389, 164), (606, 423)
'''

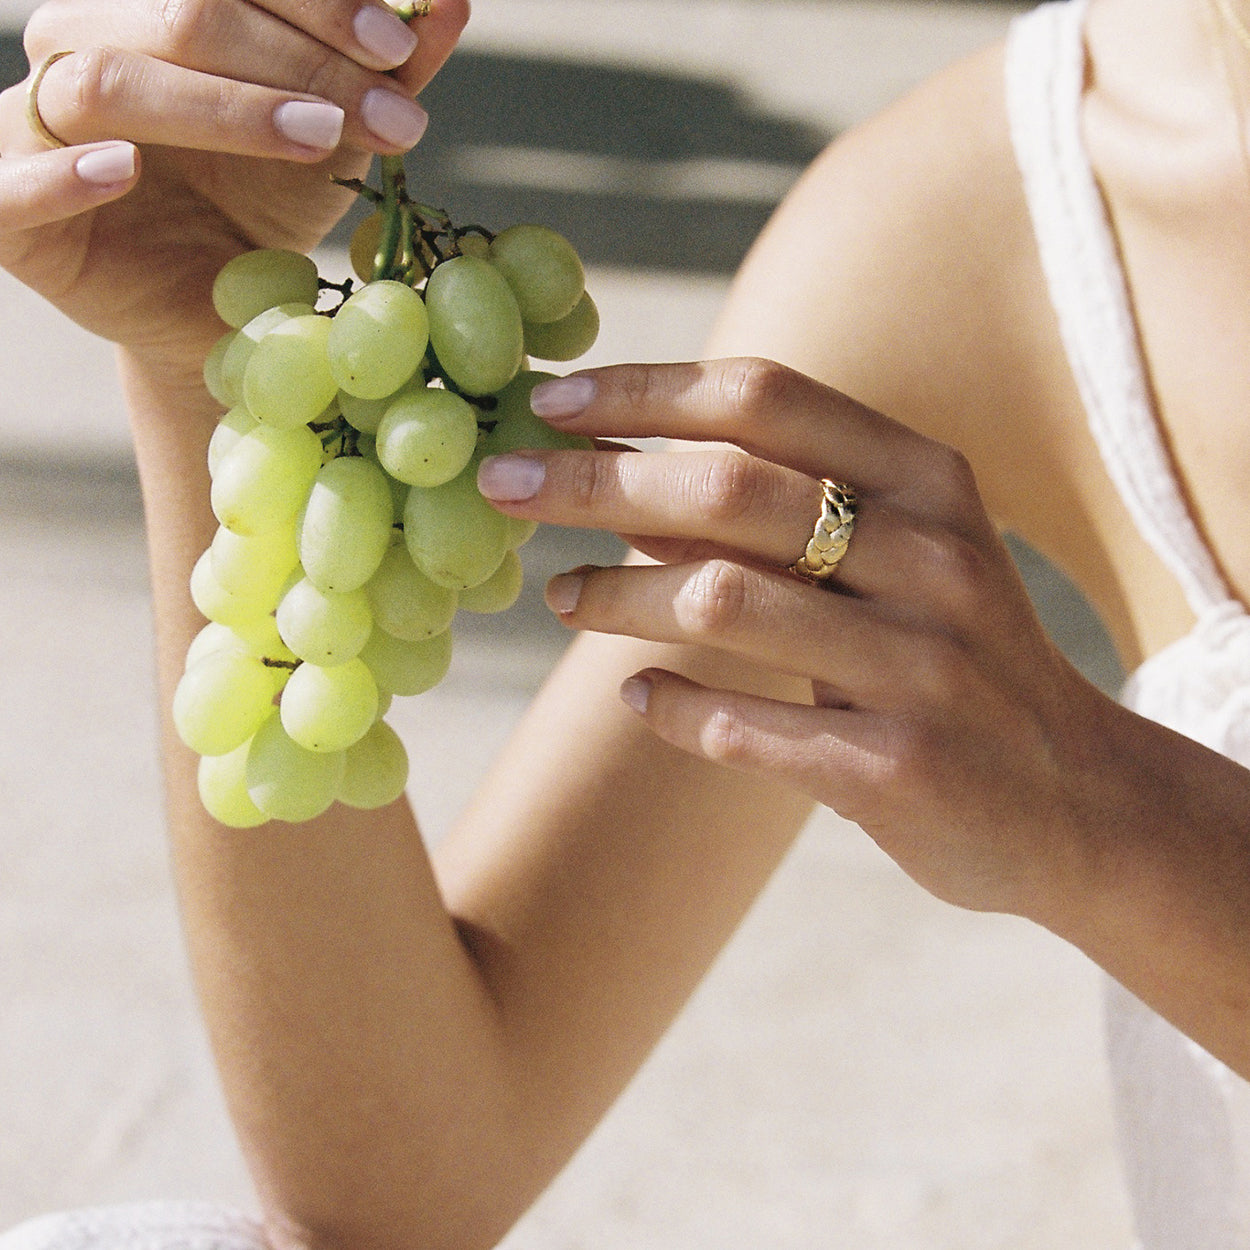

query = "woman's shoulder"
(715, 37), (1066, 460)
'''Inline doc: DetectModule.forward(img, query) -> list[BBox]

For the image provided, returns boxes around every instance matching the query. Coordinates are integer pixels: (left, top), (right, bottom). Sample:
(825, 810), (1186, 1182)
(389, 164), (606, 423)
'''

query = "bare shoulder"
(709, 38), (1082, 529)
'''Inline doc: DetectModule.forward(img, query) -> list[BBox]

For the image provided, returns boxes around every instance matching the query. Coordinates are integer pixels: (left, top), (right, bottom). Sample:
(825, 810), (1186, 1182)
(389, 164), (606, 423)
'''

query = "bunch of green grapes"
(176, 176), (598, 828)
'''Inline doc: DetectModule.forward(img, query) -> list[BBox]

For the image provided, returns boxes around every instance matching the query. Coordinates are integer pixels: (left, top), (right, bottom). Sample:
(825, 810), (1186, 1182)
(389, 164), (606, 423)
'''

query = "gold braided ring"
(790, 479), (857, 584)
(25, 50), (74, 149)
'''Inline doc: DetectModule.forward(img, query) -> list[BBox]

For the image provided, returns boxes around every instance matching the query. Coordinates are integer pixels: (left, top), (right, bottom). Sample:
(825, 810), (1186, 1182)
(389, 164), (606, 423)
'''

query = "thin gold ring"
(25, 50), (74, 149)
(789, 479), (857, 585)
(411, 0), (433, 15)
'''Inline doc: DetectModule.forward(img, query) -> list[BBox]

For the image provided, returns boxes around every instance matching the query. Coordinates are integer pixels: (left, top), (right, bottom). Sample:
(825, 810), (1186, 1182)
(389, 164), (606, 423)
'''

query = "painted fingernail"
(619, 674), (652, 715)
(76, 142), (136, 186)
(274, 100), (345, 150)
(354, 5), (419, 67)
(361, 88), (429, 148)
(477, 454), (545, 502)
(530, 375), (596, 421)
(546, 572), (585, 615)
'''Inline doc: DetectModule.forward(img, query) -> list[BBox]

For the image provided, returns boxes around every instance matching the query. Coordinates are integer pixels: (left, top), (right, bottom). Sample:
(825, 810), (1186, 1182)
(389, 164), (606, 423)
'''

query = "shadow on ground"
(0, 39), (827, 275)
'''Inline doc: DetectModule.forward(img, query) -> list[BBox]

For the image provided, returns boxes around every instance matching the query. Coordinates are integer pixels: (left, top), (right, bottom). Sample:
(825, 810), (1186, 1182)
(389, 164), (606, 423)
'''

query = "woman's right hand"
(0, 0), (467, 369)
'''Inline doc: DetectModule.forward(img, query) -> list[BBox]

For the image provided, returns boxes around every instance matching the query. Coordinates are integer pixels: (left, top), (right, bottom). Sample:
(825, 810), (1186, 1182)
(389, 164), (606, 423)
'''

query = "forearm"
(118, 347), (813, 1249)
(119, 345), (521, 1247)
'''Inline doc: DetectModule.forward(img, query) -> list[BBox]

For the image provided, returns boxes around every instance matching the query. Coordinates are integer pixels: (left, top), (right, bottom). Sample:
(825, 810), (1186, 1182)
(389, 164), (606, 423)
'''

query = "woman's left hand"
(477, 358), (1123, 925)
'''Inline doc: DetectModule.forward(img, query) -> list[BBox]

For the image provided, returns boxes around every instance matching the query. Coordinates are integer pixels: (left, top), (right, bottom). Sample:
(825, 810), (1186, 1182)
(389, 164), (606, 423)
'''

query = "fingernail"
(477, 454), (545, 502)
(76, 142), (136, 186)
(273, 100), (345, 150)
(619, 674), (652, 714)
(545, 572), (585, 615)
(530, 375), (597, 421)
(354, 5), (419, 66)
(362, 88), (429, 149)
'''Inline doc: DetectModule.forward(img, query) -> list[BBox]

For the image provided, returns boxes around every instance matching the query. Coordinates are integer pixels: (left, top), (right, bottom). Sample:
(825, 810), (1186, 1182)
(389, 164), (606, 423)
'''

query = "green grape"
(187, 615), (296, 675)
(246, 714), (345, 823)
(359, 626), (452, 696)
(338, 389), (393, 436)
(279, 658), (379, 753)
(213, 248), (321, 329)
(243, 314), (339, 430)
(298, 456), (394, 592)
(211, 423), (323, 536)
(210, 523), (299, 604)
(327, 280), (429, 400)
(506, 515), (539, 549)
(424, 255), (525, 396)
(198, 743), (269, 829)
(185, 621), (247, 670)
(349, 211), (385, 283)
(222, 303), (315, 407)
(457, 232), (491, 260)
(523, 292), (600, 363)
(403, 461), (510, 590)
(208, 407), (260, 477)
(204, 330), (237, 408)
(190, 548), (276, 627)
(481, 371), (595, 455)
(456, 548), (523, 614)
(339, 721), (409, 809)
(276, 576), (373, 666)
(488, 224), (585, 325)
(173, 649), (277, 757)
(365, 544), (458, 640)
(375, 385), (478, 487)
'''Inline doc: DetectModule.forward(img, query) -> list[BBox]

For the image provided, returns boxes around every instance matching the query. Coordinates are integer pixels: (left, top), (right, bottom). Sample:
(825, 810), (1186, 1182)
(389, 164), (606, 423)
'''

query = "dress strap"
(1004, 0), (1232, 615)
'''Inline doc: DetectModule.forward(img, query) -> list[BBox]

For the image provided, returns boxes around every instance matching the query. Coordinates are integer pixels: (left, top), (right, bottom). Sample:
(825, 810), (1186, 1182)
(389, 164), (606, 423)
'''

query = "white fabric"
(0, 1204), (269, 1250)
(1007, 2), (1250, 1246)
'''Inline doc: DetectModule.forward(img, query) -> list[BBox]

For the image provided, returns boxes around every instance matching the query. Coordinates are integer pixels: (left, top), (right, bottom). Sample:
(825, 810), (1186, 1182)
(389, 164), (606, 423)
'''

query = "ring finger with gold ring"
(476, 445), (886, 594)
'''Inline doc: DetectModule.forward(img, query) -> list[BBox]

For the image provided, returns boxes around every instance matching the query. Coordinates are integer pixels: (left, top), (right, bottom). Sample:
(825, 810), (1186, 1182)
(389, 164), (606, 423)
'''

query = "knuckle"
(914, 525), (992, 617)
(718, 357), (800, 423)
(699, 702), (754, 766)
(298, 47), (349, 104)
(922, 442), (980, 514)
(564, 450), (614, 513)
(154, 0), (213, 59)
(675, 559), (749, 639)
(697, 452), (766, 525)
(901, 628), (970, 706)
(879, 714), (944, 795)
(615, 363), (664, 415)
(21, 3), (66, 60)
(63, 46), (129, 124)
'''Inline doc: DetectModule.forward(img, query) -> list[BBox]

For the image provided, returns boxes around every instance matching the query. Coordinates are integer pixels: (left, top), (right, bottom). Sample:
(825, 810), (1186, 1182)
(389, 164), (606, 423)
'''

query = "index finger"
(529, 359), (982, 525)
(391, 0), (470, 94)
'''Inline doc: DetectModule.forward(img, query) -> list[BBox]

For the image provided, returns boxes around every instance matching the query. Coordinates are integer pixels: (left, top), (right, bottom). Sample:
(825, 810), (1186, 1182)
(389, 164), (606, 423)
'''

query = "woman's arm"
(121, 345), (814, 1250)
(474, 360), (1250, 1086)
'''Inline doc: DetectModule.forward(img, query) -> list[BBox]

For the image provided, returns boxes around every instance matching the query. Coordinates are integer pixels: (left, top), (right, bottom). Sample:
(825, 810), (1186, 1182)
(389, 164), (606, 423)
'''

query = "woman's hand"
(0, 0), (467, 366)
(476, 358), (1130, 924)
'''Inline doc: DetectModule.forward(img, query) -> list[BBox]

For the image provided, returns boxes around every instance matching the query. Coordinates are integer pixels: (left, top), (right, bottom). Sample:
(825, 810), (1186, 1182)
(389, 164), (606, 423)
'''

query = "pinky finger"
(0, 142), (138, 232)
(619, 666), (874, 813)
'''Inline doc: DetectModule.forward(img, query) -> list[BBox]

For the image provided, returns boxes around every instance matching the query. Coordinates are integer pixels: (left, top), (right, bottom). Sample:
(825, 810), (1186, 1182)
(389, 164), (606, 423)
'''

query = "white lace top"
(1007, 1), (1250, 1244)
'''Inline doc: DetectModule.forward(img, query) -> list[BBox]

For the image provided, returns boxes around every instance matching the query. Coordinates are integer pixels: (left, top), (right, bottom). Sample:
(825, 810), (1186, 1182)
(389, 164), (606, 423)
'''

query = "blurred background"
(0, 1), (1136, 1246)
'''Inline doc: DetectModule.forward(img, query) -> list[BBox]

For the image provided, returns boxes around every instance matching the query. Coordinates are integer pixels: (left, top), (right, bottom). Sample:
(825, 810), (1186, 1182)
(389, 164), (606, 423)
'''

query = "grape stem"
(372, 155), (408, 282)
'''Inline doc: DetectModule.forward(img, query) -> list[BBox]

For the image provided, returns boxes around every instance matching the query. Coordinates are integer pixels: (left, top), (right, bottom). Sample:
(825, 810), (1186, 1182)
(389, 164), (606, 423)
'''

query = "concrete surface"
(0, 1), (1137, 1246)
